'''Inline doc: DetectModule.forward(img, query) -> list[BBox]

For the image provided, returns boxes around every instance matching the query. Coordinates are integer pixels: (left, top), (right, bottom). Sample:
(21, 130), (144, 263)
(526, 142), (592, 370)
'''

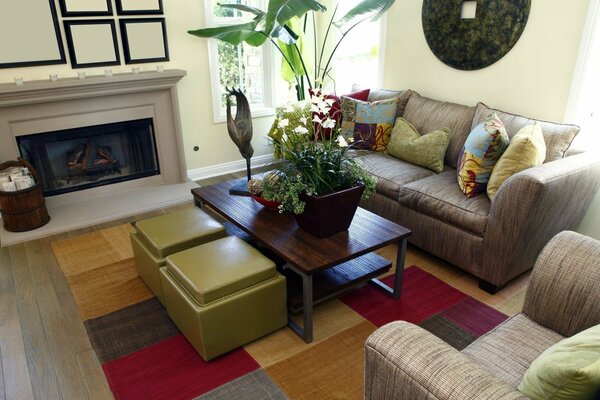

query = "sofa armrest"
(365, 322), (528, 400)
(523, 231), (600, 337)
(480, 152), (600, 287)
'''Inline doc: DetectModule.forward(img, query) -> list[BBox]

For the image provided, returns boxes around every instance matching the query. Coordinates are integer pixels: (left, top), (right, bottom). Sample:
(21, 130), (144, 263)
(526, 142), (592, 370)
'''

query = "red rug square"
(441, 297), (508, 336)
(342, 266), (468, 326)
(102, 334), (259, 400)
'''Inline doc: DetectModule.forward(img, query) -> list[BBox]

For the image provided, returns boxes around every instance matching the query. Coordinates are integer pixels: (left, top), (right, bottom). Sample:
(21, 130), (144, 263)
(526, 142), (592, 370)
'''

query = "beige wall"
(0, 0), (274, 172)
(382, 0), (588, 122)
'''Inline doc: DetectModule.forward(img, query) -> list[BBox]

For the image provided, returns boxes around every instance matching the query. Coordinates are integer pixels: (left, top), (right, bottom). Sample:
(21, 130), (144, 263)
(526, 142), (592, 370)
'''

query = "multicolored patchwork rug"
(50, 224), (508, 400)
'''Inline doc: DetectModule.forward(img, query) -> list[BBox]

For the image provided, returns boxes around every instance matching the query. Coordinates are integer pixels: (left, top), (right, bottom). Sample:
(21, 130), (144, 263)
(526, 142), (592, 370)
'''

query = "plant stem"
(269, 37), (303, 99)
(294, 43), (313, 90)
(312, 12), (317, 86)
(317, 3), (338, 87)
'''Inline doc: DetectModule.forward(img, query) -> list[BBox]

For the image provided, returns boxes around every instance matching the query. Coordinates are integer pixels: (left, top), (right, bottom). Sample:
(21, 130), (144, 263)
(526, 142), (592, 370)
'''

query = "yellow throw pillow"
(518, 324), (600, 400)
(487, 123), (546, 200)
(386, 117), (450, 173)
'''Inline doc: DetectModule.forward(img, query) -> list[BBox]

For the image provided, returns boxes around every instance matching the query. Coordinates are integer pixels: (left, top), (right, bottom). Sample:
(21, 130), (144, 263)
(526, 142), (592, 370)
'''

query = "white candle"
(104, 69), (113, 77)
(132, 67), (140, 74)
(49, 74), (58, 82)
(78, 72), (86, 80)
(14, 77), (24, 86)
(156, 65), (164, 73)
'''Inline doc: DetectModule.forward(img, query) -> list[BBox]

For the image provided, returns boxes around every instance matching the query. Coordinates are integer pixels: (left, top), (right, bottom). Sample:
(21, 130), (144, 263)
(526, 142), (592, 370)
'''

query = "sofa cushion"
(367, 89), (413, 118)
(386, 117), (450, 173)
(487, 123), (546, 200)
(472, 103), (579, 162)
(310, 88), (370, 139)
(518, 323), (600, 400)
(457, 113), (510, 198)
(403, 92), (476, 168)
(340, 97), (399, 151)
(357, 152), (436, 200)
(398, 170), (491, 236)
(463, 313), (564, 388)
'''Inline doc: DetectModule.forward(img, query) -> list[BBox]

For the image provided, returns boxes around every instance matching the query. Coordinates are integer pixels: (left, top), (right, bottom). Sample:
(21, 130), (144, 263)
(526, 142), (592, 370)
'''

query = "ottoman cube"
(131, 207), (226, 305)
(159, 236), (287, 361)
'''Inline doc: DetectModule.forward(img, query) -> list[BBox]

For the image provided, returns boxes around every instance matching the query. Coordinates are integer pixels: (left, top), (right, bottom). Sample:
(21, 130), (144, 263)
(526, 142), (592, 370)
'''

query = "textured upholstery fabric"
(364, 231), (600, 400)
(403, 92), (476, 168)
(340, 97), (399, 151)
(386, 117), (450, 173)
(165, 236), (276, 306)
(357, 152), (436, 200)
(463, 313), (564, 387)
(523, 231), (600, 337)
(472, 102), (579, 162)
(365, 322), (528, 400)
(519, 324), (600, 400)
(487, 123), (546, 200)
(457, 113), (509, 197)
(398, 171), (490, 236)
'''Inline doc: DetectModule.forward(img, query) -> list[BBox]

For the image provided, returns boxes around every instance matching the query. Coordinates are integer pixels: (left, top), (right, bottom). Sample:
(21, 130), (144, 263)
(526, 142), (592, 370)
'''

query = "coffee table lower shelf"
(281, 252), (392, 314)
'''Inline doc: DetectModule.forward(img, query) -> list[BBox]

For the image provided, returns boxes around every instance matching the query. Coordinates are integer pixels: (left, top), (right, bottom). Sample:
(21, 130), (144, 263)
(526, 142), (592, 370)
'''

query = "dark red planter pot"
(295, 184), (365, 238)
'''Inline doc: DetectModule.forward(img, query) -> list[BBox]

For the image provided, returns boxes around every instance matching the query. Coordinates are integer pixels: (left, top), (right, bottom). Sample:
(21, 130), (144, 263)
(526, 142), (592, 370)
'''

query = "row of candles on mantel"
(13, 65), (165, 85)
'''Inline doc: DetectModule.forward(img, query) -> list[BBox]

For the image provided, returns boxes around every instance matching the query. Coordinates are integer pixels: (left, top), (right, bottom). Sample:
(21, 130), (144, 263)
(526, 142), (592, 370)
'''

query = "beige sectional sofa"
(356, 89), (600, 292)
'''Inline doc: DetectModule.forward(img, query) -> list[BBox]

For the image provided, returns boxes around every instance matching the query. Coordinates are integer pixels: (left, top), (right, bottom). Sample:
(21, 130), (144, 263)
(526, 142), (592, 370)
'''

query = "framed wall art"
(116, 0), (163, 15)
(58, 0), (113, 17)
(0, 0), (66, 68)
(63, 20), (121, 68)
(120, 18), (170, 64)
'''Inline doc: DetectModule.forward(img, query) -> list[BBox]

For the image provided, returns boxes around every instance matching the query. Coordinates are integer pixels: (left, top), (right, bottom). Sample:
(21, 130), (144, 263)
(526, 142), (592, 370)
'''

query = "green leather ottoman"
(130, 207), (226, 305)
(159, 236), (287, 361)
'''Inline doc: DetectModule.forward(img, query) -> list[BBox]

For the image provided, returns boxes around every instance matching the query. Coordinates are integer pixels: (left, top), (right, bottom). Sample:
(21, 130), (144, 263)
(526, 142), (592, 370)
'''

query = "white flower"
(294, 126), (309, 134)
(310, 94), (321, 104)
(300, 116), (308, 125)
(313, 115), (323, 124)
(324, 98), (335, 106)
(278, 118), (289, 129)
(322, 118), (336, 129)
(311, 104), (321, 113)
(317, 100), (329, 112)
(284, 105), (294, 113)
(281, 133), (288, 142)
(336, 135), (349, 147)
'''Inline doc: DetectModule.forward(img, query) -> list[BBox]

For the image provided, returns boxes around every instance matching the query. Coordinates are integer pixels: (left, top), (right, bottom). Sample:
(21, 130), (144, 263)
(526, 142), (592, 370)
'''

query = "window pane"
(217, 42), (265, 108)
(212, 0), (243, 19)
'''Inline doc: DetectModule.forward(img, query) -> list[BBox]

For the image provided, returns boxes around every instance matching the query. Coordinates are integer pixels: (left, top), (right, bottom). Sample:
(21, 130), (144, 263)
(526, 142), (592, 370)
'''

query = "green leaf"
(333, 0), (395, 33)
(217, 3), (265, 17)
(188, 21), (268, 46)
(267, 0), (326, 25)
(278, 17), (312, 82)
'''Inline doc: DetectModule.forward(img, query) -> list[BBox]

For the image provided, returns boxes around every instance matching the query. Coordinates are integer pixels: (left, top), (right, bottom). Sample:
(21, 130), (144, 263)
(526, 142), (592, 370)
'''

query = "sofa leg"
(478, 279), (501, 294)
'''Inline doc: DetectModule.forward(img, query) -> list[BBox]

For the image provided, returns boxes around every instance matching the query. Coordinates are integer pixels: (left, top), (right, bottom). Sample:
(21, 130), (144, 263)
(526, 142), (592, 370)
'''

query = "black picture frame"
(116, 0), (163, 15)
(120, 18), (170, 64)
(63, 20), (121, 69)
(58, 0), (113, 17)
(0, 0), (66, 69)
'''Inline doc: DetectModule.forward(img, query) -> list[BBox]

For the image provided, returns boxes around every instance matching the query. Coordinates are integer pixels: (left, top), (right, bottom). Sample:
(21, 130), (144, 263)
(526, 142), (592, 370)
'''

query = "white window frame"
(204, 0), (275, 124)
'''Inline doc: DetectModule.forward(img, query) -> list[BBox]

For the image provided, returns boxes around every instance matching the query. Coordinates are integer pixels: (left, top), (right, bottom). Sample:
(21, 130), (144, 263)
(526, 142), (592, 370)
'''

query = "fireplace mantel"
(0, 69), (186, 107)
(0, 69), (195, 246)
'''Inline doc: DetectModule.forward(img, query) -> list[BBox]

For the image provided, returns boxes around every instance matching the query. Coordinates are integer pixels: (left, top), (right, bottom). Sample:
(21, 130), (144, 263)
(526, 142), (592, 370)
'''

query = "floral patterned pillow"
(457, 113), (509, 197)
(339, 97), (400, 151)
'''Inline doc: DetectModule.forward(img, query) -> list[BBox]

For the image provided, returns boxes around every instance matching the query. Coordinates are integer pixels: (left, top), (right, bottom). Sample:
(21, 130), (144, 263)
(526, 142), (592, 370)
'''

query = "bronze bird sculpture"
(225, 88), (254, 195)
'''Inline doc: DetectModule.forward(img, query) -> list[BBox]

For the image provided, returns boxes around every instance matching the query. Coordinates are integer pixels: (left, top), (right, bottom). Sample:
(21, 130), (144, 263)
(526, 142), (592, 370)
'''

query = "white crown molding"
(187, 154), (275, 181)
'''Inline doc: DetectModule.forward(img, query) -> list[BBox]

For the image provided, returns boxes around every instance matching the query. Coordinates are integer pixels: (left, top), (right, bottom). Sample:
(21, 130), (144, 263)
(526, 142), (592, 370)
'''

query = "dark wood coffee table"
(192, 180), (411, 343)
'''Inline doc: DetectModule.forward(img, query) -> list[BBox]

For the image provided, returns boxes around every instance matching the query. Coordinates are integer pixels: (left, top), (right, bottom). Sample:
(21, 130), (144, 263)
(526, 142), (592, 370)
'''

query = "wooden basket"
(0, 157), (50, 232)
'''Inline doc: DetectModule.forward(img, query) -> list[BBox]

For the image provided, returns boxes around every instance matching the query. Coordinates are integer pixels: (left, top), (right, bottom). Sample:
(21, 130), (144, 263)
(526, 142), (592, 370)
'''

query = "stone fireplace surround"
(0, 69), (196, 245)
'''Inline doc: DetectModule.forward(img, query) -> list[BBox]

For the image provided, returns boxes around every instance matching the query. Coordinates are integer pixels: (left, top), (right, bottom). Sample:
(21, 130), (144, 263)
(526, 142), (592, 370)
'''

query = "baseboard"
(187, 154), (275, 181)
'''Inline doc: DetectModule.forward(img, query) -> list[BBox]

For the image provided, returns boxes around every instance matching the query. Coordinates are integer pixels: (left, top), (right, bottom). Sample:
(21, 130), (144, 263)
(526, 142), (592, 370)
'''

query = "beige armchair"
(364, 231), (600, 399)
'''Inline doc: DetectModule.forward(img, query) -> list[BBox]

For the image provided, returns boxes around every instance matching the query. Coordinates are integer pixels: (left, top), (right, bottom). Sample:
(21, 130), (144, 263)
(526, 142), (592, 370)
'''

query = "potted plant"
(259, 92), (376, 237)
(188, 0), (396, 100)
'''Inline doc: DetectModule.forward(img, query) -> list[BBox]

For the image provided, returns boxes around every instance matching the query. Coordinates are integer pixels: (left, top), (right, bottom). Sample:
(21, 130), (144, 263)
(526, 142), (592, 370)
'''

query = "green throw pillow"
(487, 123), (546, 200)
(267, 101), (313, 158)
(386, 117), (450, 173)
(518, 324), (600, 400)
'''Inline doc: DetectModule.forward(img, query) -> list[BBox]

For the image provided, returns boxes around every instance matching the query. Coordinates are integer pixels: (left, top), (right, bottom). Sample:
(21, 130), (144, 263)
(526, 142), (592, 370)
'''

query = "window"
(205, 0), (274, 122)
(329, 0), (386, 94)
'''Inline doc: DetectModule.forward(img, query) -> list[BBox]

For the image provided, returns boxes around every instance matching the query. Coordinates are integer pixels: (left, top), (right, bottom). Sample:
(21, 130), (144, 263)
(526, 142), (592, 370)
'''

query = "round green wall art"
(422, 0), (531, 70)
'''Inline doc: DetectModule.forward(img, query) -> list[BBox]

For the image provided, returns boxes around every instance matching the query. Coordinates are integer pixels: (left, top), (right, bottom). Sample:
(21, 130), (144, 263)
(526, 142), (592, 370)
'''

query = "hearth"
(17, 118), (160, 196)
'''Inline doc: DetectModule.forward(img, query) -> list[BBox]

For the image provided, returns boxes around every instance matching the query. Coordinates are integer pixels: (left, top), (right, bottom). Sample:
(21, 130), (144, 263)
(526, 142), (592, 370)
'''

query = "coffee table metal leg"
(285, 265), (314, 343)
(370, 238), (407, 299)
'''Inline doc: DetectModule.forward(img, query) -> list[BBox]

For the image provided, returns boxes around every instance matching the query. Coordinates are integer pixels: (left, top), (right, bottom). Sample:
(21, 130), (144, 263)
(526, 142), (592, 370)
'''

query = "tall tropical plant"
(189, 0), (395, 100)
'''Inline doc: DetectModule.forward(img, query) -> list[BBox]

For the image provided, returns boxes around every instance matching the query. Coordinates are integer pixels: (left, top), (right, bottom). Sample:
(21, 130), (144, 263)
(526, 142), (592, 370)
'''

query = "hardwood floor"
(0, 170), (529, 400)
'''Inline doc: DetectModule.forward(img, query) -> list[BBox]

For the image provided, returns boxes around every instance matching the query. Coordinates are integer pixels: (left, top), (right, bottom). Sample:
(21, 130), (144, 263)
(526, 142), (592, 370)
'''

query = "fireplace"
(17, 118), (160, 196)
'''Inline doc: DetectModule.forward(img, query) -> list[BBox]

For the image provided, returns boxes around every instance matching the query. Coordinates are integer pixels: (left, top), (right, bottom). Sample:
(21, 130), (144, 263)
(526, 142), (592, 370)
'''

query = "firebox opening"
(17, 118), (160, 197)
